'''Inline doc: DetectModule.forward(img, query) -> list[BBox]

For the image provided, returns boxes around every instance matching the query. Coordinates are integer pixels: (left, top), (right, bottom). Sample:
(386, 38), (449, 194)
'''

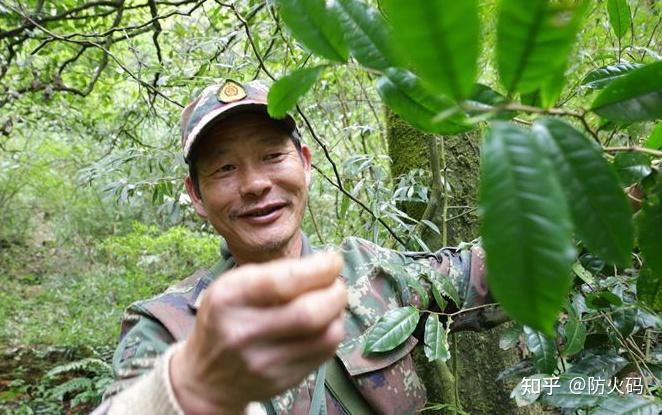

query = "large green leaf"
(606, 0), (631, 40)
(423, 313), (451, 361)
(377, 68), (472, 135)
(637, 173), (662, 278)
(591, 394), (662, 415)
(479, 122), (576, 335)
(382, 0), (479, 100)
(592, 60), (662, 121)
(364, 306), (420, 353)
(275, 0), (348, 63)
(497, 0), (588, 94)
(333, 0), (398, 71)
(613, 152), (653, 186)
(567, 353), (628, 379)
(532, 118), (633, 267)
(524, 326), (557, 374)
(581, 63), (642, 90)
(538, 63), (566, 108)
(563, 311), (586, 356)
(644, 123), (662, 150)
(637, 183), (662, 311)
(267, 65), (326, 119)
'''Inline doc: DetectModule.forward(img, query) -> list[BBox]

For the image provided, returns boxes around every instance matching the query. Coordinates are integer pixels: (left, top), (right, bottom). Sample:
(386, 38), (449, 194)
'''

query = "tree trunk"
(386, 109), (549, 415)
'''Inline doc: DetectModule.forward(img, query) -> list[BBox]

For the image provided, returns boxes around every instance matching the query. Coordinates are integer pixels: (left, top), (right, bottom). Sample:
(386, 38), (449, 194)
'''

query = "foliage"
(1, 0), (661, 412)
(269, 0), (662, 410)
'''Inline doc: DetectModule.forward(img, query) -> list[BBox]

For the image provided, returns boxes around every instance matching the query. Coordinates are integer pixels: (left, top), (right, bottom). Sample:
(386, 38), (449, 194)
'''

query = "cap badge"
(217, 80), (246, 103)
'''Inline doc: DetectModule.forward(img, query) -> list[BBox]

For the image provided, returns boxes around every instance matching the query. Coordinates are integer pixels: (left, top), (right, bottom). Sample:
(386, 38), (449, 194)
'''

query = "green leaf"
(275, 0), (348, 62)
(467, 83), (517, 120)
(496, 0), (588, 94)
(267, 66), (326, 119)
(533, 118), (633, 267)
(591, 394), (662, 415)
(613, 152), (652, 186)
(581, 63), (643, 90)
(567, 352), (627, 379)
(479, 122), (575, 335)
(428, 272), (461, 308)
(606, 0), (631, 40)
(638, 185), (662, 311)
(586, 291), (623, 309)
(612, 304), (636, 336)
(420, 219), (440, 235)
(497, 360), (535, 382)
(333, 0), (398, 70)
(538, 64), (566, 108)
(580, 252), (606, 274)
(541, 374), (607, 408)
(524, 326), (557, 374)
(364, 306), (420, 353)
(382, 0), (479, 100)
(572, 261), (596, 285)
(563, 312), (586, 356)
(644, 123), (662, 150)
(638, 184), (662, 276)
(406, 277), (429, 309)
(377, 68), (472, 135)
(592, 61), (662, 122)
(499, 324), (522, 350)
(430, 283), (447, 310)
(423, 313), (451, 361)
(510, 374), (544, 407)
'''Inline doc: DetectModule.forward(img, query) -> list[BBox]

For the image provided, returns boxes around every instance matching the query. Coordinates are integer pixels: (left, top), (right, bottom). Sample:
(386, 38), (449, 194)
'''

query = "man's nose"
(238, 165), (271, 198)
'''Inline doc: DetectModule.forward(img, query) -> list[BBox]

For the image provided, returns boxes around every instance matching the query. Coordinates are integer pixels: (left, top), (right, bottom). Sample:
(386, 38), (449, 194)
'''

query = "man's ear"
(300, 144), (312, 187)
(185, 176), (208, 218)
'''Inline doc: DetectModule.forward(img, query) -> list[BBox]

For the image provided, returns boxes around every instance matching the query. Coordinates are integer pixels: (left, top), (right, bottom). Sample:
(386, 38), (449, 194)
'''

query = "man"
(93, 80), (500, 415)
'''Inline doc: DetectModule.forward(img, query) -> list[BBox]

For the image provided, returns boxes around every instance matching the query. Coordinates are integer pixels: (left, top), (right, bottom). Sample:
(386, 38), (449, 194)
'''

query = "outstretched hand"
(170, 251), (347, 415)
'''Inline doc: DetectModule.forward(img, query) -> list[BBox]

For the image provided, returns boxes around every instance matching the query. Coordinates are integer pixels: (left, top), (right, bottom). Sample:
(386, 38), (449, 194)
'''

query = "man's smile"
(235, 201), (290, 224)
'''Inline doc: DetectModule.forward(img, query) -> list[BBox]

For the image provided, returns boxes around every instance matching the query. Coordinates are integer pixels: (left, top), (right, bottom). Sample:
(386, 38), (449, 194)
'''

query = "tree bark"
(386, 109), (549, 415)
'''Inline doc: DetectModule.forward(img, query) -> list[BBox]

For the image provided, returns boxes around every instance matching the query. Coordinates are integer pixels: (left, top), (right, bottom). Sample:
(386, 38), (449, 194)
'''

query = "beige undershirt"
(105, 342), (267, 415)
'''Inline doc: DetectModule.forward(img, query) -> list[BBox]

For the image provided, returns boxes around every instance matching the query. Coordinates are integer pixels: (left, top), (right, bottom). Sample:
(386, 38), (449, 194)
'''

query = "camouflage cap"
(180, 79), (297, 163)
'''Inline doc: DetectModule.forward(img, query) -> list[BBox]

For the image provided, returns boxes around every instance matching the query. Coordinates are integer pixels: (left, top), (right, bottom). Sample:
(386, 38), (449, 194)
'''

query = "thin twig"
(8, 5), (182, 108)
(603, 146), (662, 158)
(313, 164), (407, 247)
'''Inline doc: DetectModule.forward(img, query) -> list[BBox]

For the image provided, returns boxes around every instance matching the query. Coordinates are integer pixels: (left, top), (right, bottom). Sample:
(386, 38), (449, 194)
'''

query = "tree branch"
(603, 146), (662, 158)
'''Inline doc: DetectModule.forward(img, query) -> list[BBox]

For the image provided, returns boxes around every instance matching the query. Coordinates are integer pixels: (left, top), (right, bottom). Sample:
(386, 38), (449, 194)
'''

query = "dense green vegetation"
(1, 0), (660, 414)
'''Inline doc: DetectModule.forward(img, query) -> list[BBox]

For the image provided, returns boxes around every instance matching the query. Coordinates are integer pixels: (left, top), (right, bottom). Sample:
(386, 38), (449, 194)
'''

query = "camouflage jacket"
(103, 233), (500, 415)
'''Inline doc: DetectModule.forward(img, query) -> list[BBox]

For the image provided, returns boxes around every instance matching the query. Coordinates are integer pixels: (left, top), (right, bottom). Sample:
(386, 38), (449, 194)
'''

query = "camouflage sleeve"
(338, 237), (507, 334)
(422, 242), (508, 332)
(102, 305), (176, 399)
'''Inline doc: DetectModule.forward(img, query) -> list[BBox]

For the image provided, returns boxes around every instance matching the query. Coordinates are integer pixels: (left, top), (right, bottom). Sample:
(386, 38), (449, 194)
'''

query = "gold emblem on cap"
(217, 80), (246, 103)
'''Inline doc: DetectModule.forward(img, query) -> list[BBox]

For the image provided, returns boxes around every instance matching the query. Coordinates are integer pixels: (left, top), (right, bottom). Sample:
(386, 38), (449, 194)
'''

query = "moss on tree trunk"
(386, 109), (550, 415)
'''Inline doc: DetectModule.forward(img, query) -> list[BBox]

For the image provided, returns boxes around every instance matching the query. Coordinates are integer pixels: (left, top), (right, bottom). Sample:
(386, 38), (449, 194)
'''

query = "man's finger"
(233, 279), (347, 341)
(218, 251), (344, 306)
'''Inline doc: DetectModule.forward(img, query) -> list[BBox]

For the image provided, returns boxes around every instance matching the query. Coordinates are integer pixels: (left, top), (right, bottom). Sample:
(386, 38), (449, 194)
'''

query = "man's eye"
(218, 164), (235, 173)
(265, 152), (284, 161)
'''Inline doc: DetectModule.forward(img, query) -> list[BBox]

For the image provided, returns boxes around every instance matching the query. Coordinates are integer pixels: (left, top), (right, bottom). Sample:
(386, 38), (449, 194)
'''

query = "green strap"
(309, 364), (327, 415)
(325, 358), (375, 415)
(264, 400), (277, 415)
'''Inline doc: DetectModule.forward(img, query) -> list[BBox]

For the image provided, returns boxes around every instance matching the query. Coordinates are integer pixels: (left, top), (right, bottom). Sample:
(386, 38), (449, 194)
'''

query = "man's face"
(185, 111), (312, 259)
